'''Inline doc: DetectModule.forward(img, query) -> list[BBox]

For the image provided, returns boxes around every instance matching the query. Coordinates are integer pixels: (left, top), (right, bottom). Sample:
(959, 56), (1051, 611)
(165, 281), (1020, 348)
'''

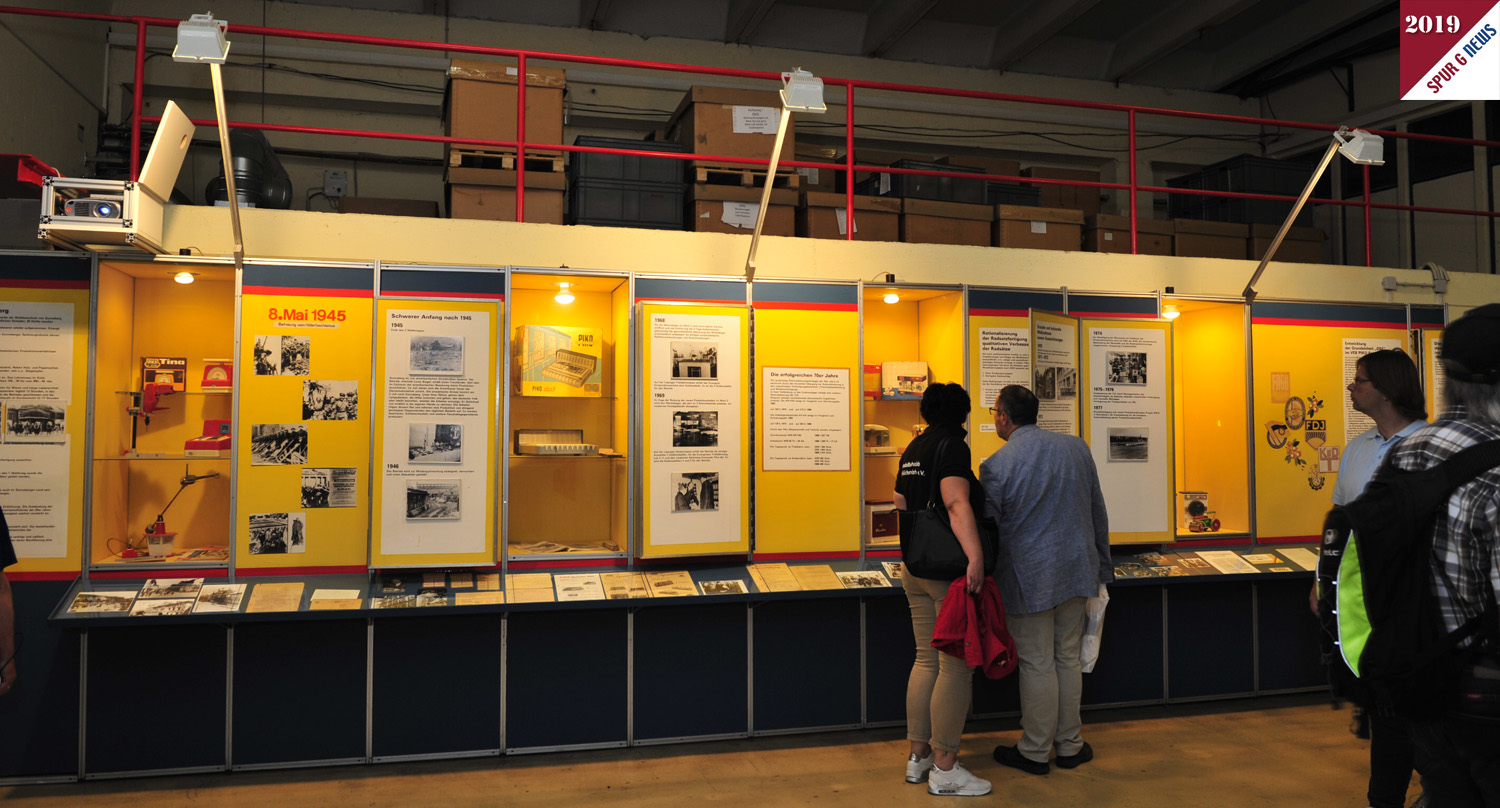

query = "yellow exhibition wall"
(1172, 304), (1250, 535)
(754, 306), (861, 554)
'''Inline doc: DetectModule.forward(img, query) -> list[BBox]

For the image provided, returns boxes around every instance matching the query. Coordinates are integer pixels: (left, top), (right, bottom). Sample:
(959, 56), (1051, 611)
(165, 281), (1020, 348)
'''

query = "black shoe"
(1055, 742), (1093, 769)
(993, 744), (1049, 775)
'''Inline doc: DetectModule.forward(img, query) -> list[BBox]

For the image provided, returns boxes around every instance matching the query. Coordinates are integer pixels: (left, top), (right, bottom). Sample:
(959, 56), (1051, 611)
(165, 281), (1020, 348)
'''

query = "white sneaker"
(927, 762), (993, 796)
(905, 752), (935, 783)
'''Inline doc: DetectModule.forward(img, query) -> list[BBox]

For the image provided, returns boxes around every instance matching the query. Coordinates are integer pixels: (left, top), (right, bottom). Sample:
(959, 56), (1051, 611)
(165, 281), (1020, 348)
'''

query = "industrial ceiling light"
(745, 68), (828, 280)
(174, 13), (244, 274)
(174, 271), (197, 284)
(1334, 128), (1385, 165)
(554, 281), (575, 304)
(883, 292), (900, 304)
(1161, 304), (1179, 320)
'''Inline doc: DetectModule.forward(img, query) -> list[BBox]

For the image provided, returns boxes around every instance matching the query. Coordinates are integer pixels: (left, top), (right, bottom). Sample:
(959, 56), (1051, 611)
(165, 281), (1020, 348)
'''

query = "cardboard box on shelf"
(798, 191), (900, 241)
(1022, 166), (1103, 215)
(794, 143), (843, 193)
(994, 205), (1084, 251)
(447, 169), (566, 224)
(667, 86), (795, 163)
(900, 199), (992, 246)
(1084, 214), (1174, 255)
(688, 183), (797, 236)
(1173, 219), (1249, 259)
(445, 59), (566, 151)
(1248, 223), (1327, 264)
(338, 197), (439, 218)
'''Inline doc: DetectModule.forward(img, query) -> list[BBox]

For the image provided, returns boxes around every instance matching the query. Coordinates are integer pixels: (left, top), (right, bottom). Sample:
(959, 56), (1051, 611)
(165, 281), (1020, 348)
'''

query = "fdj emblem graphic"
(1303, 419), (1327, 449)
(1400, 1), (1500, 100)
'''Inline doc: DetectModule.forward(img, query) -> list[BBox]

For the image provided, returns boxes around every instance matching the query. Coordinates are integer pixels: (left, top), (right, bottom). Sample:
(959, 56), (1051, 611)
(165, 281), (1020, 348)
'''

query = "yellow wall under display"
(754, 306), (861, 555)
(966, 313), (1031, 474)
(1171, 303), (1250, 536)
(639, 304), (750, 558)
(371, 298), (498, 568)
(1251, 323), (1409, 542)
(238, 290), (374, 570)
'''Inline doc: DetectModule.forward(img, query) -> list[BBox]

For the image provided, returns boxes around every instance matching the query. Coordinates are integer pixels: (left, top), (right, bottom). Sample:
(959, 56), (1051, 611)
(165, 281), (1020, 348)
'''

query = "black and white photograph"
(4, 402), (66, 444)
(253, 335), (280, 376)
(670, 472), (719, 513)
(881, 561), (903, 580)
(372, 594), (415, 609)
(699, 579), (748, 595)
(251, 423), (308, 465)
(129, 598), (195, 616)
(138, 577), (204, 599)
(194, 583), (247, 613)
(671, 411), (719, 447)
(409, 335), (464, 375)
(1057, 367), (1078, 399)
(302, 380), (359, 421)
(288, 512), (307, 552)
(253, 335), (310, 376)
(67, 591), (135, 613)
(406, 480), (461, 520)
(1106, 351), (1148, 385)
(1034, 366), (1057, 400)
(670, 341), (718, 379)
(408, 423), (463, 464)
(248, 512), (308, 554)
(837, 571), (892, 589)
(301, 467), (357, 508)
(416, 587), (447, 607)
(1107, 427), (1150, 462)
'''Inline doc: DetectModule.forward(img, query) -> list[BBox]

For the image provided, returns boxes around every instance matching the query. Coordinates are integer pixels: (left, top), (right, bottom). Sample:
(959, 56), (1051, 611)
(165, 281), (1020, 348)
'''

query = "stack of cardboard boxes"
(444, 59), (568, 224)
(667, 86), (800, 236)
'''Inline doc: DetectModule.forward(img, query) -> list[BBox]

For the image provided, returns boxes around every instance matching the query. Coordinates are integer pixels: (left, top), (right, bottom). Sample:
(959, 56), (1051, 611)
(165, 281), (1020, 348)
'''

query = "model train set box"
(513, 324), (604, 397)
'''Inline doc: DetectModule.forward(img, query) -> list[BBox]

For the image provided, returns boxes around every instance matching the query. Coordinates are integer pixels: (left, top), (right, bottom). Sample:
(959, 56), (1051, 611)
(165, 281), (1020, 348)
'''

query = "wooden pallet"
(448, 147), (565, 173)
(691, 160), (800, 190)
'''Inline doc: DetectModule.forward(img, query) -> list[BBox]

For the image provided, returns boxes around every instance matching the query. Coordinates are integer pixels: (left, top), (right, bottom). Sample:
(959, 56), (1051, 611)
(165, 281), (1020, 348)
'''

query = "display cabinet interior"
(1169, 299), (1250, 538)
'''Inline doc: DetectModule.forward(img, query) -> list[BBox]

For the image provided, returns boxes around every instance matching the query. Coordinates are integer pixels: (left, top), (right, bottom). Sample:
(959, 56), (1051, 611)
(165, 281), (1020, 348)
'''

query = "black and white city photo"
(251, 423), (308, 465)
(130, 598), (195, 616)
(138, 577), (204, 599)
(1057, 368), (1078, 399)
(409, 335), (464, 375)
(302, 467), (357, 508)
(1034, 366), (1057, 400)
(406, 480), (462, 520)
(671, 471), (720, 513)
(1106, 351), (1148, 385)
(303, 380), (359, 421)
(1107, 427), (1150, 461)
(670, 341), (718, 379)
(409, 423), (463, 464)
(248, 512), (307, 554)
(67, 591), (135, 613)
(671, 411), (719, 447)
(4, 401), (66, 443)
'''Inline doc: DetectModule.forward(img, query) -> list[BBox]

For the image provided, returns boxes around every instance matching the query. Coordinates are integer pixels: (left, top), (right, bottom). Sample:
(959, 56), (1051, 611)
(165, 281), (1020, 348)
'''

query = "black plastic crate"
(1172, 154), (1320, 226)
(1166, 171), (1205, 220)
(853, 159), (988, 204)
(569, 177), (684, 229)
(987, 182), (1040, 206)
(569, 136), (687, 185)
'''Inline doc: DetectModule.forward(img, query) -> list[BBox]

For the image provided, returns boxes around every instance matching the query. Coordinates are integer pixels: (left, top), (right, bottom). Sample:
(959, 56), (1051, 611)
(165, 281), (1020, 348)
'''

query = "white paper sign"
(0, 299), (76, 558)
(731, 105), (781, 134)
(721, 202), (759, 229)
(833, 208), (858, 235)
(1087, 326), (1170, 534)
(1033, 318), (1078, 435)
(977, 327), (1031, 410)
(761, 367), (850, 471)
(1030, 221), (1048, 234)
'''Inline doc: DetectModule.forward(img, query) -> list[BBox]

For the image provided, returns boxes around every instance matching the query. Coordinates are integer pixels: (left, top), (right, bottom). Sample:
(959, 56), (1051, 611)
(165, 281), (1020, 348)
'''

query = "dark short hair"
(919, 382), (971, 428)
(1359, 349), (1426, 421)
(996, 385), (1039, 426)
(1442, 303), (1500, 384)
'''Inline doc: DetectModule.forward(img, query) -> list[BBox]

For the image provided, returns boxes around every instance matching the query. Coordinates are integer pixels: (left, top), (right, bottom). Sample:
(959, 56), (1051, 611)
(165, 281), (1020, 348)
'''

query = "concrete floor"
(1, 694), (1415, 807)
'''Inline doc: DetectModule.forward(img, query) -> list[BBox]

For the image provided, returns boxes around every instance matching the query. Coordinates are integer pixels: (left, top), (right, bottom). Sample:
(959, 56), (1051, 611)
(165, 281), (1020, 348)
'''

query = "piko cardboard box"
(1248, 223), (1327, 264)
(798, 191), (900, 241)
(447, 168), (565, 224)
(993, 205), (1083, 251)
(1173, 219), (1249, 259)
(1022, 166), (1103, 215)
(688, 183), (797, 236)
(445, 59), (566, 150)
(1084, 214), (1174, 256)
(513, 324), (604, 397)
(667, 86), (795, 163)
(900, 198), (992, 247)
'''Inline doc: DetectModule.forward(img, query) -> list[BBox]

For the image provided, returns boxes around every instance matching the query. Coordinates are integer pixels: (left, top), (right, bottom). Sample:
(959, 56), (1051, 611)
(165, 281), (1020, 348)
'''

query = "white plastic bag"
(1080, 583), (1109, 673)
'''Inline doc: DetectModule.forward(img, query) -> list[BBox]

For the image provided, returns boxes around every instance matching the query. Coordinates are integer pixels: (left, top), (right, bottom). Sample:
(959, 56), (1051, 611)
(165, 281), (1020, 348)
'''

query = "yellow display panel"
(966, 312), (1031, 474)
(753, 300), (860, 555)
(371, 298), (499, 568)
(1169, 302), (1250, 537)
(639, 304), (750, 558)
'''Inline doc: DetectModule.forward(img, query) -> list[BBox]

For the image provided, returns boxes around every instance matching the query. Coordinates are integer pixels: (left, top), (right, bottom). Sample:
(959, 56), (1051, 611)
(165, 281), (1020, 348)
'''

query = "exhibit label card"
(761, 367), (850, 471)
(977, 327), (1031, 416)
(790, 564), (844, 591)
(1032, 314), (1079, 436)
(554, 573), (606, 601)
(748, 562), (803, 592)
(1086, 325), (1171, 535)
(645, 570), (696, 597)
(601, 572), (650, 599)
(246, 582), (306, 613)
(0, 300), (75, 558)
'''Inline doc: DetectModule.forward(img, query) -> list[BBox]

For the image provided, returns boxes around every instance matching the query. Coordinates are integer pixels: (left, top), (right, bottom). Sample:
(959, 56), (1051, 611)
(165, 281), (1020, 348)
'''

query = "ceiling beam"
(725, 0), (779, 43)
(987, 0), (1106, 71)
(1202, 1), (1393, 92)
(862, 0), (942, 58)
(1104, 0), (1260, 83)
(580, 0), (612, 30)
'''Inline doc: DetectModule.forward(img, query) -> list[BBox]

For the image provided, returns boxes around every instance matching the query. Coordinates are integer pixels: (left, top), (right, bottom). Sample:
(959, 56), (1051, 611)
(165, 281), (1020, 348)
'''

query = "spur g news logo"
(1400, 1), (1500, 99)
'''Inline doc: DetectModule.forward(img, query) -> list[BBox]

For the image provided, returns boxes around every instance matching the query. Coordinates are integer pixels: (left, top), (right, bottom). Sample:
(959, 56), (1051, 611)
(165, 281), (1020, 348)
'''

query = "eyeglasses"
(1351, 376), (1371, 385)
(987, 407), (999, 415)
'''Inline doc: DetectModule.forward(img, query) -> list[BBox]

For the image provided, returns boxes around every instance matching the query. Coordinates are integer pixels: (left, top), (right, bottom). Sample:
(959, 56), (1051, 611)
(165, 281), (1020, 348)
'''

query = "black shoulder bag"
(900, 436), (999, 581)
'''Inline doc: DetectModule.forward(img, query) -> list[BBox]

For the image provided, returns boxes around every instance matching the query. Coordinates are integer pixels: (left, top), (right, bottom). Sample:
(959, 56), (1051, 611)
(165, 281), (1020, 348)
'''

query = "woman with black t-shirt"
(891, 382), (991, 797)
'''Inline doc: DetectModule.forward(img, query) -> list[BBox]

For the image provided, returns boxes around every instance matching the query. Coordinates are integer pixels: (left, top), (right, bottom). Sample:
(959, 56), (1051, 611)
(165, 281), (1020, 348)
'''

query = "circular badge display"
(1284, 397), (1306, 430)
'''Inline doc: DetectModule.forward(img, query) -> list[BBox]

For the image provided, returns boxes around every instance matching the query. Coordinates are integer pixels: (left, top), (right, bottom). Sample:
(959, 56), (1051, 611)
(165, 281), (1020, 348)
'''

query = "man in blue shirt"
(979, 385), (1112, 776)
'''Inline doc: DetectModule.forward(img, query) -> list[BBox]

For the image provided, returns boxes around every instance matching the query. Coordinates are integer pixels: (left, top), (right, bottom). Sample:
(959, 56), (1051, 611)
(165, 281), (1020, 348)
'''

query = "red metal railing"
(4, 4), (1497, 268)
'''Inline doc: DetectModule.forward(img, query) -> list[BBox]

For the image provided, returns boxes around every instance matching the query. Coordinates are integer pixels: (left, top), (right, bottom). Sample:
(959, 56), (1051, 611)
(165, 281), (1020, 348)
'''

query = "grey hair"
(1445, 376), (1500, 425)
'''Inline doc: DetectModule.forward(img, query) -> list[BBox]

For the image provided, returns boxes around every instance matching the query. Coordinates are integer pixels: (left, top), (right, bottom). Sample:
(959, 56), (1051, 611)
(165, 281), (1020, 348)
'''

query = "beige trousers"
(1007, 596), (1088, 763)
(902, 566), (974, 754)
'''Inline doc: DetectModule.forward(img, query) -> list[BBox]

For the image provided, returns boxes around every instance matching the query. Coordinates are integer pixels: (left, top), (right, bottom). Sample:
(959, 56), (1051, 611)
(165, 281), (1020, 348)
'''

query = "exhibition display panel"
(1166, 299), (1252, 538)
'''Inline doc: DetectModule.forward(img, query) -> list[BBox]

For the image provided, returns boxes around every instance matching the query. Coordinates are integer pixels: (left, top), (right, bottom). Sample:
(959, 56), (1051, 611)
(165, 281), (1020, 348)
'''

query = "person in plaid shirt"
(1377, 303), (1500, 807)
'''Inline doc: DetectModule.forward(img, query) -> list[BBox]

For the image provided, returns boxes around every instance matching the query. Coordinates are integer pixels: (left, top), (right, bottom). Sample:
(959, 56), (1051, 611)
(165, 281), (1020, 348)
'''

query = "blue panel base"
(1255, 579), (1326, 691)
(1083, 584), (1164, 705)
(0, 580), (79, 779)
(634, 604), (747, 741)
(752, 599), (860, 732)
(373, 614), (501, 757)
(234, 620), (367, 766)
(1168, 582), (1254, 699)
(864, 593), (914, 725)
(506, 609), (627, 749)
(85, 625), (227, 775)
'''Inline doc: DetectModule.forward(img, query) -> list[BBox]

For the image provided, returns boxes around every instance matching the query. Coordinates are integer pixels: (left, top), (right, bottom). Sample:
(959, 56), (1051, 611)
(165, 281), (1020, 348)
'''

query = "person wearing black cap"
(1376, 303), (1500, 806)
